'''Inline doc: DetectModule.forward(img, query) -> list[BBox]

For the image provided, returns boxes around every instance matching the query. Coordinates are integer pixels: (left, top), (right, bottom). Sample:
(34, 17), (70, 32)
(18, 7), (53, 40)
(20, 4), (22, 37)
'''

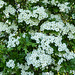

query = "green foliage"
(15, 0), (22, 2)
(17, 33), (37, 55)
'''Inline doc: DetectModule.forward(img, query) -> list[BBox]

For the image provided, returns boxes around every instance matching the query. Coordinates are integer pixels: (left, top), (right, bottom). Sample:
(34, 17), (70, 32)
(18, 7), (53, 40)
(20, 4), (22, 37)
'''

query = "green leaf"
(70, 58), (75, 65)
(54, 9), (59, 12)
(26, 36), (29, 43)
(23, 47), (28, 54)
(15, 0), (22, 2)
(34, 67), (38, 71)
(32, 43), (37, 47)
(65, 0), (68, 1)
(17, 46), (21, 51)
(59, 67), (65, 73)
(74, 5), (75, 8)
(25, 49), (28, 54)
(26, 42), (31, 46)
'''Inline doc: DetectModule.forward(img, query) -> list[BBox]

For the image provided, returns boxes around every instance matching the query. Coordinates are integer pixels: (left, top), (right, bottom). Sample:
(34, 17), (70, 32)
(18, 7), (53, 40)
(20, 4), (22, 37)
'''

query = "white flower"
(7, 33), (20, 48)
(67, 32), (75, 40)
(17, 63), (29, 71)
(51, 0), (58, 6)
(49, 14), (62, 22)
(0, 72), (3, 75)
(72, 14), (75, 19)
(42, 0), (49, 4)
(0, 0), (7, 8)
(55, 65), (62, 71)
(40, 21), (65, 32)
(3, 5), (16, 18)
(6, 59), (15, 69)
(21, 70), (34, 75)
(0, 22), (8, 32)
(22, 33), (26, 38)
(57, 2), (71, 13)
(58, 58), (64, 65)
(70, 70), (75, 75)
(33, 6), (48, 20)
(63, 52), (75, 60)
(42, 71), (54, 75)
(25, 48), (52, 68)
(27, 0), (39, 3)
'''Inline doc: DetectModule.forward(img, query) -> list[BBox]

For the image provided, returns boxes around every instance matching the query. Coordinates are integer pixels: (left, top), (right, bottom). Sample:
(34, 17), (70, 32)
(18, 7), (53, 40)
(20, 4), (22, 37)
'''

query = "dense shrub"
(0, 0), (75, 75)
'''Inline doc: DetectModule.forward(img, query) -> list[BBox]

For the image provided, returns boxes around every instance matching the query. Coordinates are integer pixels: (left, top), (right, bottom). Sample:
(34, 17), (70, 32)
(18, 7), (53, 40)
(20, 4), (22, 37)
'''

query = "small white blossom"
(26, 48), (52, 68)
(27, 0), (39, 3)
(72, 14), (75, 19)
(0, 0), (7, 8)
(57, 2), (71, 13)
(3, 5), (16, 18)
(42, 71), (54, 75)
(58, 58), (64, 65)
(7, 33), (20, 48)
(6, 59), (15, 69)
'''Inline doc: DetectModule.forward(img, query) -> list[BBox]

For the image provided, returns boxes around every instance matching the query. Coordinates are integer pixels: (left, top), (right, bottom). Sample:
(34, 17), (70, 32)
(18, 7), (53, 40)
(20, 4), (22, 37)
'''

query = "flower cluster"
(18, 6), (48, 26)
(51, 0), (71, 13)
(42, 71), (54, 75)
(57, 2), (71, 13)
(72, 14), (75, 19)
(0, 22), (18, 33)
(26, 48), (53, 69)
(40, 14), (75, 40)
(3, 5), (16, 18)
(0, 0), (7, 8)
(27, 0), (39, 3)
(6, 59), (15, 69)
(7, 33), (20, 48)
(30, 32), (75, 60)
(17, 63), (34, 75)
